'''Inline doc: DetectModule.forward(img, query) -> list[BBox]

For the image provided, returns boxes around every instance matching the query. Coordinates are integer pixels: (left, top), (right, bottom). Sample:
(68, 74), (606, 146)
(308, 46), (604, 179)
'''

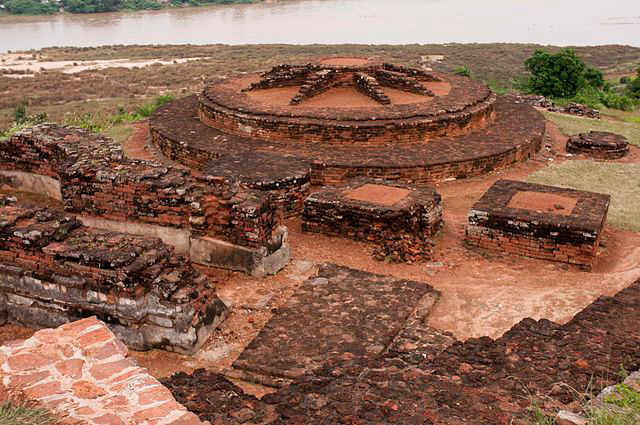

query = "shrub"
(135, 94), (174, 118)
(5, 0), (57, 14)
(525, 49), (587, 98)
(630, 74), (640, 99)
(65, 0), (121, 13)
(454, 66), (471, 77)
(584, 67), (605, 89)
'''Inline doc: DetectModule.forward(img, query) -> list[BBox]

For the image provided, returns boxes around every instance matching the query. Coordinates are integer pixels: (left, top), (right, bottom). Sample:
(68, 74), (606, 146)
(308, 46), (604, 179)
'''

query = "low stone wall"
(381, 63), (444, 81)
(0, 317), (209, 424)
(243, 64), (310, 91)
(353, 72), (390, 104)
(465, 179), (610, 270)
(303, 179), (442, 261)
(374, 69), (434, 96)
(0, 195), (228, 353)
(162, 278), (640, 424)
(289, 69), (338, 105)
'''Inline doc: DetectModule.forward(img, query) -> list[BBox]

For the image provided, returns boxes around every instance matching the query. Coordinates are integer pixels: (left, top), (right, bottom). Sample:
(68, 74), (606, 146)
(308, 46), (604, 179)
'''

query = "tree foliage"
(64, 0), (121, 13)
(525, 49), (587, 98)
(5, 0), (57, 14)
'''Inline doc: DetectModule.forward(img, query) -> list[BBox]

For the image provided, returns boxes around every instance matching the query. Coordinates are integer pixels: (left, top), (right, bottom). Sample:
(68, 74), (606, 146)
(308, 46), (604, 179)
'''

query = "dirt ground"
(2, 120), (640, 393)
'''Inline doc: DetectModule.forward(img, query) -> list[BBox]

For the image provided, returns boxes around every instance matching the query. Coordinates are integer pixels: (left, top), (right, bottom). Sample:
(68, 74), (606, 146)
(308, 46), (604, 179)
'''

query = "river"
(1, 0), (639, 53)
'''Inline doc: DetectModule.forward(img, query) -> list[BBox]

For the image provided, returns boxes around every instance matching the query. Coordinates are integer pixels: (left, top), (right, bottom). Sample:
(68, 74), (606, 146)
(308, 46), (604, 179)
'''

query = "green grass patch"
(103, 124), (135, 145)
(526, 161), (640, 232)
(0, 402), (55, 425)
(543, 111), (640, 147)
(600, 108), (640, 124)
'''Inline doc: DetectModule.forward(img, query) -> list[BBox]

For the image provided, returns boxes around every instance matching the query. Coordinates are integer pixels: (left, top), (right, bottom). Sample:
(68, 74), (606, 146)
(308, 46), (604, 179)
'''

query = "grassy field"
(543, 111), (640, 147)
(527, 160), (640, 232)
(2, 43), (640, 129)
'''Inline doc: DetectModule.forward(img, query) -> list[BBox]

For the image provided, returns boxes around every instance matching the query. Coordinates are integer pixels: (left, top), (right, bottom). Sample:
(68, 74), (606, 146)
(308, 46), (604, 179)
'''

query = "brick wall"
(302, 179), (442, 262)
(0, 195), (228, 353)
(0, 124), (280, 249)
(198, 95), (496, 145)
(289, 69), (339, 105)
(353, 72), (390, 104)
(0, 317), (209, 425)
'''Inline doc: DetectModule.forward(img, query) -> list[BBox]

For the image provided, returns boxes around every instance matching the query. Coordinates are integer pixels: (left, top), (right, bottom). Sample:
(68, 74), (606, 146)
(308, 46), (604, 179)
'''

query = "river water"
(1, 0), (639, 53)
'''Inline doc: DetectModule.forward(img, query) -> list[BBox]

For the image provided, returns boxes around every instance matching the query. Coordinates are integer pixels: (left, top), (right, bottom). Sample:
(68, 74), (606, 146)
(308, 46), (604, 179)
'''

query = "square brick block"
(465, 179), (610, 270)
(302, 178), (442, 243)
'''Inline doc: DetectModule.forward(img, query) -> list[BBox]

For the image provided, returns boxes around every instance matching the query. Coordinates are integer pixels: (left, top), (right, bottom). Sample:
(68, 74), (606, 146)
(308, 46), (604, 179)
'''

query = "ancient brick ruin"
(466, 179), (610, 269)
(1, 55), (636, 425)
(567, 130), (630, 159)
(0, 195), (228, 353)
(0, 124), (290, 276)
(202, 152), (311, 218)
(150, 57), (546, 187)
(302, 179), (442, 262)
(0, 317), (207, 424)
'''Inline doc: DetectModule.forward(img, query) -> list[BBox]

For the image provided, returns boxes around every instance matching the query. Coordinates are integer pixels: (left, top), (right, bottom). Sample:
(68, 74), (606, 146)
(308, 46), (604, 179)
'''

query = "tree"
(5, 0), (57, 14)
(584, 67), (605, 89)
(525, 49), (587, 98)
(65, 0), (120, 13)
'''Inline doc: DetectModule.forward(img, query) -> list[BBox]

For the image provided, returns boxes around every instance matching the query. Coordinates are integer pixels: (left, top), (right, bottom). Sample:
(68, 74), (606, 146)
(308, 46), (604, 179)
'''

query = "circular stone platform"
(150, 58), (546, 195)
(198, 63), (495, 145)
(567, 131), (630, 159)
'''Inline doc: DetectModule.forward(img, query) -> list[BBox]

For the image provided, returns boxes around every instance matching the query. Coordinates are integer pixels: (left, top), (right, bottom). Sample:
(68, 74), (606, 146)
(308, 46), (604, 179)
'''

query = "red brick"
(71, 380), (107, 399)
(90, 358), (134, 381)
(23, 380), (61, 399)
(166, 412), (204, 425)
(7, 352), (52, 372)
(55, 359), (85, 379)
(137, 385), (173, 406)
(93, 413), (126, 425)
(61, 317), (100, 337)
(8, 370), (50, 388)
(132, 401), (182, 423)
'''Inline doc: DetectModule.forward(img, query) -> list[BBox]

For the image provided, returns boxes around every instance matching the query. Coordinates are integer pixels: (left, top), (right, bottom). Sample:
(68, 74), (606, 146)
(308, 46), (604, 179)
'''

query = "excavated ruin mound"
(149, 57), (546, 193)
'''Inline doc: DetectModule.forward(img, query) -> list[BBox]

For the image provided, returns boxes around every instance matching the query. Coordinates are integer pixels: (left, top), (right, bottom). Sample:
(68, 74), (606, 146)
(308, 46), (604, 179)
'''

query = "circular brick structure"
(150, 58), (546, 197)
(567, 131), (630, 159)
(198, 63), (495, 145)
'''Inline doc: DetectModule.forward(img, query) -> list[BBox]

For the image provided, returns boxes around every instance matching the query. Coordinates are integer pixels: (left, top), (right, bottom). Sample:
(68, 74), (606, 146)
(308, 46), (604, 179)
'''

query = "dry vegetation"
(544, 111), (640, 147)
(2, 43), (640, 129)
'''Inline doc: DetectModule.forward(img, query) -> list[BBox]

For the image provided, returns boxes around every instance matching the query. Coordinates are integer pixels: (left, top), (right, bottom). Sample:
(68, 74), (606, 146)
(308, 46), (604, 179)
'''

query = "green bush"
(135, 94), (175, 118)
(525, 49), (587, 98)
(454, 66), (472, 77)
(120, 0), (162, 10)
(65, 0), (121, 13)
(630, 75), (640, 99)
(5, 0), (57, 14)
(585, 67), (605, 89)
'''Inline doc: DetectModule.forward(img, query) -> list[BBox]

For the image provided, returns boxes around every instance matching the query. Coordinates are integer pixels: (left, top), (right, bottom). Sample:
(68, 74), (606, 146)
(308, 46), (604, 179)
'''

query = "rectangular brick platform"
(0, 317), (208, 425)
(465, 179), (610, 270)
(302, 178), (442, 242)
(0, 195), (228, 354)
(231, 263), (439, 385)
